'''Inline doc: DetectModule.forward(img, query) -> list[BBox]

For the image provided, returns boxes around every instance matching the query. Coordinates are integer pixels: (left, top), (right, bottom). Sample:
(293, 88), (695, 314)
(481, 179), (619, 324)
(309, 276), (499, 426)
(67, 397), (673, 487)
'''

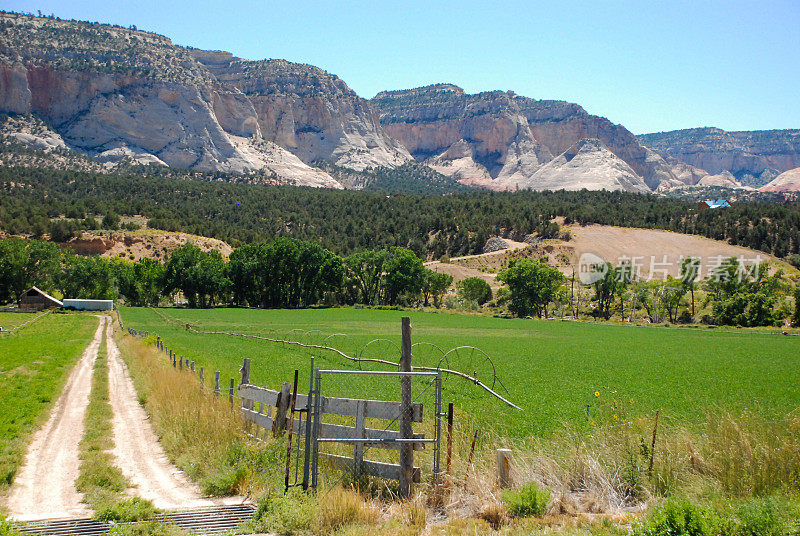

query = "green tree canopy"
(498, 258), (565, 318)
(456, 276), (492, 305)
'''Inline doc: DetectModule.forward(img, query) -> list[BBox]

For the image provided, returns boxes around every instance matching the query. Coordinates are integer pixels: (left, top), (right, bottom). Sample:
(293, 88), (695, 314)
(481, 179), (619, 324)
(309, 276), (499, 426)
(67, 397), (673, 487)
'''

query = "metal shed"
(19, 287), (63, 311)
(62, 299), (114, 311)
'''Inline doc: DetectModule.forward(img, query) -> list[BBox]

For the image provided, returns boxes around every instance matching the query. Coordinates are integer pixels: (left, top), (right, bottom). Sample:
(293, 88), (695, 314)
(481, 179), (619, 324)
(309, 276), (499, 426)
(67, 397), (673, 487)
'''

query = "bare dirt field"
(425, 226), (794, 289)
(564, 224), (791, 279)
(6, 317), (104, 521)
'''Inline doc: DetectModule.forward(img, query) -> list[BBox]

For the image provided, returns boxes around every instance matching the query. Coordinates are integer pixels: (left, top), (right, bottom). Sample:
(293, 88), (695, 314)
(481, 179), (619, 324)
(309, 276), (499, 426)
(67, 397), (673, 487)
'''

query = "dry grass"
(316, 486), (380, 534)
(436, 410), (800, 528)
(113, 326), (277, 498)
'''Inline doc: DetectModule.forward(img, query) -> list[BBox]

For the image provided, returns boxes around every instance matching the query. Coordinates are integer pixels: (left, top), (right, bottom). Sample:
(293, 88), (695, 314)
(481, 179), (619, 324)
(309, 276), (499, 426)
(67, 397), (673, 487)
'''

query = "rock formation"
(372, 84), (683, 192)
(760, 167), (800, 193)
(523, 138), (650, 192)
(0, 13), (410, 187)
(638, 127), (800, 180)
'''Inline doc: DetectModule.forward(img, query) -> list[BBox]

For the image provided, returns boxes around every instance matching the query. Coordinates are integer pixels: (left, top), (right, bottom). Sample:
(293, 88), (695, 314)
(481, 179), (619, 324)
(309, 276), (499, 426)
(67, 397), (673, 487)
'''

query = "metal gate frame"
(307, 367), (442, 491)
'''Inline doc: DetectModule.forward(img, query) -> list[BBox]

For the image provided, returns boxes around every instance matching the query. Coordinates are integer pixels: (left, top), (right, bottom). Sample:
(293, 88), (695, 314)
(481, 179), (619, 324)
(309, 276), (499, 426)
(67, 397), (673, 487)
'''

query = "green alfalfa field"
(118, 307), (800, 438)
(0, 312), (98, 490)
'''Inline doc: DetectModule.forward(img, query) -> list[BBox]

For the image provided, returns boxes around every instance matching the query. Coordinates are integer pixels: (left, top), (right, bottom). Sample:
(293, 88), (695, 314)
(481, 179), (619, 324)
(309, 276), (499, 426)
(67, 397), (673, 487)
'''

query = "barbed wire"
(147, 307), (521, 409)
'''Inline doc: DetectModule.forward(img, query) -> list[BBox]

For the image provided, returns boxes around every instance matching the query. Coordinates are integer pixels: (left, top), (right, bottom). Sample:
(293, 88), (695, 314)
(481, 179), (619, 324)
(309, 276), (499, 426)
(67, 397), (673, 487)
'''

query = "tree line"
(2, 236), (797, 328)
(1, 166), (799, 260)
(0, 237), (453, 309)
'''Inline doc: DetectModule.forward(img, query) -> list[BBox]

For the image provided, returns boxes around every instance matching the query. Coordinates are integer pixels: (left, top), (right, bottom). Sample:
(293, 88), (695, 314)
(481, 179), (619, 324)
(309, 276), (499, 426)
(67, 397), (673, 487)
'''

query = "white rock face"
(0, 15), (404, 187)
(760, 167), (800, 192)
(517, 138), (651, 193)
(696, 171), (743, 189)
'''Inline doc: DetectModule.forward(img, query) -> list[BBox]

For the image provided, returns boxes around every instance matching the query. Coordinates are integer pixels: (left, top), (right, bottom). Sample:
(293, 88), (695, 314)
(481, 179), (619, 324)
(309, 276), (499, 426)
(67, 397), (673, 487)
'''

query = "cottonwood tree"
(456, 276), (492, 305)
(498, 258), (565, 318)
(0, 238), (62, 303)
(422, 269), (452, 307)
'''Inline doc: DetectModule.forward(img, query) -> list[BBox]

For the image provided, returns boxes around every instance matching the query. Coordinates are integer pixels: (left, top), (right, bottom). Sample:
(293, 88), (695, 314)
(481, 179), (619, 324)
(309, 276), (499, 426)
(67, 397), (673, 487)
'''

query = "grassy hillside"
(0, 313), (97, 491)
(118, 307), (800, 438)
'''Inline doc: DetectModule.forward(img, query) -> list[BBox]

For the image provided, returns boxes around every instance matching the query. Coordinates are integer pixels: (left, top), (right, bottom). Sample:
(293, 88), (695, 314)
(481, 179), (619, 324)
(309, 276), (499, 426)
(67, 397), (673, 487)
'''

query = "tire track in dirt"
(105, 319), (240, 509)
(6, 317), (105, 521)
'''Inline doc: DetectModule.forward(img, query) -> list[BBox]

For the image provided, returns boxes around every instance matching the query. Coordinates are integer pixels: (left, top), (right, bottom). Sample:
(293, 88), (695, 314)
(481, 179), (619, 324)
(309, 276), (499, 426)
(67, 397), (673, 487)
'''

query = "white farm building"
(62, 299), (114, 311)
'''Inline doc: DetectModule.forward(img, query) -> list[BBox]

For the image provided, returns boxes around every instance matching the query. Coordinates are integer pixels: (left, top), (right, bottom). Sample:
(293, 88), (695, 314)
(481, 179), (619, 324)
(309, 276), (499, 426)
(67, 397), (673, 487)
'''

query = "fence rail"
(119, 313), (441, 497)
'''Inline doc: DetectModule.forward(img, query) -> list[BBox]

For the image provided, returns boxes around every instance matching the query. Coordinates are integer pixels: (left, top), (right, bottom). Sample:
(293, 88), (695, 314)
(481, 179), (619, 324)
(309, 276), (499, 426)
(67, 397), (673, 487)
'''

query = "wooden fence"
(238, 380), (425, 483)
(121, 316), (439, 496)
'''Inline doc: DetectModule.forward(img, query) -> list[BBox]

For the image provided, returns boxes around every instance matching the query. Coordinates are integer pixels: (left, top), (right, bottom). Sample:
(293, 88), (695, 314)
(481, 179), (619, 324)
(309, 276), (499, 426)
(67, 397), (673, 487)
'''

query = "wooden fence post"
(199, 367), (204, 387)
(214, 371), (220, 397)
(446, 402), (454, 475)
(273, 381), (292, 436)
(241, 359), (251, 411)
(353, 400), (367, 483)
(190, 361), (195, 373)
(179, 355), (183, 371)
(229, 378), (235, 407)
(496, 448), (513, 488)
(399, 316), (413, 499)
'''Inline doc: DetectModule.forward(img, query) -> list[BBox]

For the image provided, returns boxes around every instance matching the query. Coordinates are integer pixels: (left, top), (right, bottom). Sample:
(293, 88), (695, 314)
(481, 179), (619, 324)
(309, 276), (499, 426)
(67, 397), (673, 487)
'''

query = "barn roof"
(22, 286), (63, 307)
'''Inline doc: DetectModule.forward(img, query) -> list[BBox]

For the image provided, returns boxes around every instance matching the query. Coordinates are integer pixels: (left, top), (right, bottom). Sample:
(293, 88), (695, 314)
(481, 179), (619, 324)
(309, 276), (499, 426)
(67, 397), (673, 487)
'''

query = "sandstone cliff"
(638, 127), (800, 180)
(372, 84), (683, 192)
(0, 13), (410, 187)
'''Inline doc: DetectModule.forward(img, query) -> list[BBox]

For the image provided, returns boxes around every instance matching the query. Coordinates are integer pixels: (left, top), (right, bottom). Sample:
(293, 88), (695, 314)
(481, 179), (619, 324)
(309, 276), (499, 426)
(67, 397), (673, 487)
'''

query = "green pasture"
(0, 312), (98, 489)
(118, 307), (800, 438)
(0, 312), (43, 333)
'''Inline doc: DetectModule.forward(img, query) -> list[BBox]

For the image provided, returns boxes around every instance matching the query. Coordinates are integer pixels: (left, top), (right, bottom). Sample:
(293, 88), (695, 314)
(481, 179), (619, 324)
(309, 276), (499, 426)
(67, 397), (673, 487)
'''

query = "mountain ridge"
(0, 11), (796, 194)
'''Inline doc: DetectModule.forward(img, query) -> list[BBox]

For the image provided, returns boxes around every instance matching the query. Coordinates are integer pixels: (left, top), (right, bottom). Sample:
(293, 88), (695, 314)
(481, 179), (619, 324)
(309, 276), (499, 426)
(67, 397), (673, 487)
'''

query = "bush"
(249, 489), (316, 535)
(733, 497), (794, 536)
(94, 498), (158, 522)
(201, 465), (247, 495)
(501, 481), (550, 518)
(102, 212), (120, 230)
(456, 277), (492, 305)
(788, 254), (800, 269)
(0, 517), (22, 536)
(634, 498), (716, 536)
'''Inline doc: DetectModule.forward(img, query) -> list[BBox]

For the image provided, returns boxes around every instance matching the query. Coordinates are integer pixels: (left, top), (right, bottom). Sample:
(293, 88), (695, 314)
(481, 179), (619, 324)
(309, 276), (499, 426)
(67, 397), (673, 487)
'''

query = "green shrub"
(501, 481), (550, 518)
(201, 465), (247, 495)
(107, 521), (186, 536)
(634, 498), (716, 536)
(248, 488), (317, 535)
(733, 497), (792, 536)
(94, 497), (159, 522)
(0, 516), (22, 536)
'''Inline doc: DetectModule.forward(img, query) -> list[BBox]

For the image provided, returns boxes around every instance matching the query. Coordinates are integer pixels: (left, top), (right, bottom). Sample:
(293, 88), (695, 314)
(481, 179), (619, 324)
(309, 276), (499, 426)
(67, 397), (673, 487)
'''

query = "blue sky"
(4, 0), (799, 134)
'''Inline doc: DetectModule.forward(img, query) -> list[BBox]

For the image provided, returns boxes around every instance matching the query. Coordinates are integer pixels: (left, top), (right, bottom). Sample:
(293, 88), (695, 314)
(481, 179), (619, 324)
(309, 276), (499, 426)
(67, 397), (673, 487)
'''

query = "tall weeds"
(114, 329), (278, 498)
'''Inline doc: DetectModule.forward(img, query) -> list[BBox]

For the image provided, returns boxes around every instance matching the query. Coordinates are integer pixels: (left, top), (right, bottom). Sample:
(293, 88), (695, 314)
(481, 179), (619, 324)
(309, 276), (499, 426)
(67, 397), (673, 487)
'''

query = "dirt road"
(6, 317), (105, 521)
(106, 321), (236, 509)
